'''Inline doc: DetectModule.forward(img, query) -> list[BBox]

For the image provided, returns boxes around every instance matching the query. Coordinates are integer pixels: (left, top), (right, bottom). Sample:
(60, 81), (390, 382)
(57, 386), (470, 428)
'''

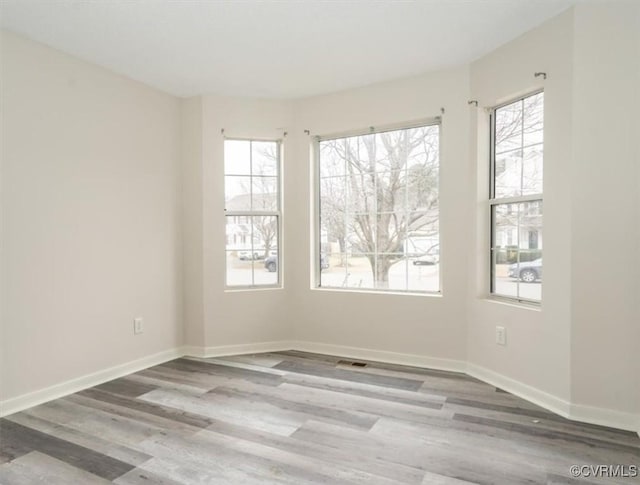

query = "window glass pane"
(252, 141), (278, 176)
(319, 140), (346, 178)
(252, 176), (278, 211)
(523, 92), (544, 147)
(319, 251), (348, 289)
(320, 176), (348, 256)
(226, 251), (254, 286)
(522, 146), (543, 195)
(374, 253), (404, 291)
(224, 140), (251, 175)
(342, 253), (375, 290)
(252, 215), (278, 258)
(225, 176), (251, 211)
(407, 254), (440, 293)
(494, 150), (523, 198)
(493, 93), (544, 198)
(492, 249), (518, 299)
(495, 101), (523, 155)
(407, 125), (439, 170)
(260, 246), (278, 286)
(492, 202), (542, 302)
(226, 216), (254, 286)
(318, 124), (440, 293)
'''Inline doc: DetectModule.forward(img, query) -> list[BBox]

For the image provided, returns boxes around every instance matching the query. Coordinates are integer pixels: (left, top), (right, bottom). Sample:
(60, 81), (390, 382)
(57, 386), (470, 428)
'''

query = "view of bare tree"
(319, 125), (439, 287)
(225, 141), (279, 258)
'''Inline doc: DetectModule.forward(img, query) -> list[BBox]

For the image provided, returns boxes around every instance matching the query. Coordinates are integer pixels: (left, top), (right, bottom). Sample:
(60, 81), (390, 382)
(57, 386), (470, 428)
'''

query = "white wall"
(0, 32), (183, 402)
(570, 3), (640, 418)
(467, 10), (574, 402)
(199, 95), (294, 348)
(181, 97), (205, 347)
(289, 67), (471, 364)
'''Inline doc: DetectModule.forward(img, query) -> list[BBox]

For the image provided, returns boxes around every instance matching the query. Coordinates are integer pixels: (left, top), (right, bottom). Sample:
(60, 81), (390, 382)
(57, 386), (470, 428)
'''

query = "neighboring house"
(494, 200), (543, 251)
(225, 193), (277, 252)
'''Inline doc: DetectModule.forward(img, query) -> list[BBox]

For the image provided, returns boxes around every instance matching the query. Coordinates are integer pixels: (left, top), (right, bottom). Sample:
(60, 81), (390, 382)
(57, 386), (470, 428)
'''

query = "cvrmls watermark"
(569, 465), (638, 478)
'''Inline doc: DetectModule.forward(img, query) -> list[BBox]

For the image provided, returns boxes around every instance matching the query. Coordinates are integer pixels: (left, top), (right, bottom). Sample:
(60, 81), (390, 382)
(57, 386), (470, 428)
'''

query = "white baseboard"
(570, 402), (640, 435)
(290, 340), (467, 373)
(184, 340), (295, 359)
(467, 363), (640, 435)
(466, 363), (572, 418)
(0, 347), (186, 418)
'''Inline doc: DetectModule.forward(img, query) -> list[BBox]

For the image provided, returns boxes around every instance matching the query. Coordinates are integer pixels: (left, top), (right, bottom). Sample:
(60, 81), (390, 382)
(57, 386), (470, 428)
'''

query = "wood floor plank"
(219, 353), (286, 368)
(139, 387), (303, 436)
(274, 359), (424, 390)
(444, 398), (640, 449)
(123, 373), (211, 396)
(4, 413), (152, 467)
(92, 378), (158, 398)
(247, 380), (449, 427)
(187, 356), (288, 376)
(199, 418), (425, 483)
(291, 419), (439, 472)
(52, 397), (169, 446)
(207, 386), (380, 429)
(371, 415), (639, 481)
(160, 358), (283, 387)
(63, 393), (200, 439)
(112, 465), (189, 485)
(77, 387), (212, 429)
(452, 413), (640, 455)
(0, 420), (135, 481)
(137, 428), (390, 484)
(282, 368), (447, 406)
(0, 451), (112, 484)
(420, 470), (480, 485)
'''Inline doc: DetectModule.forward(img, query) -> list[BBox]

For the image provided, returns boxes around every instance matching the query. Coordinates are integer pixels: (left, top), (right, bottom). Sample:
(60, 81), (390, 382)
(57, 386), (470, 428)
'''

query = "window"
(224, 139), (281, 288)
(490, 92), (544, 302)
(316, 122), (440, 293)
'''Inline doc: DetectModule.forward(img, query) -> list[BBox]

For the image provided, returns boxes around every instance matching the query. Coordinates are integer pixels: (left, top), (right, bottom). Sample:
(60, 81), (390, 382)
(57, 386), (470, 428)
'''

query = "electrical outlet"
(133, 317), (144, 335)
(496, 326), (506, 346)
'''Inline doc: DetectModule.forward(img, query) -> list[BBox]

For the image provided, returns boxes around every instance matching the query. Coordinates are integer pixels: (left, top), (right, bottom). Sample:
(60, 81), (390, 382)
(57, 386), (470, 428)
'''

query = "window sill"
(311, 287), (442, 298)
(484, 295), (541, 311)
(224, 285), (283, 293)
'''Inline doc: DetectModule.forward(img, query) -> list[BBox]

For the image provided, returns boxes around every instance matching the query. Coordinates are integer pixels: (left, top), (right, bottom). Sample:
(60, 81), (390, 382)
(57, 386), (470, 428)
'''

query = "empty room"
(1, 0), (639, 483)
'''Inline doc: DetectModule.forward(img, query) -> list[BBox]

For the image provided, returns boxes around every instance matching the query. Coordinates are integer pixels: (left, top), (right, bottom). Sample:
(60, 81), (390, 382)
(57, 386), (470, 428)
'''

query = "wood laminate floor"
(1, 351), (638, 484)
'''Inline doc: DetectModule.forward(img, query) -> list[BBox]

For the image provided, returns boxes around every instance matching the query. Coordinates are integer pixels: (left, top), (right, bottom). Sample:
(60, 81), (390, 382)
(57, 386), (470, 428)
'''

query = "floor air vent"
(338, 360), (368, 367)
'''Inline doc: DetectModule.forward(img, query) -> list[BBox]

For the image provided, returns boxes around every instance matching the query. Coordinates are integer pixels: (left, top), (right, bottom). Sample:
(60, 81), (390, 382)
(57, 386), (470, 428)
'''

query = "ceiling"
(1, 0), (580, 99)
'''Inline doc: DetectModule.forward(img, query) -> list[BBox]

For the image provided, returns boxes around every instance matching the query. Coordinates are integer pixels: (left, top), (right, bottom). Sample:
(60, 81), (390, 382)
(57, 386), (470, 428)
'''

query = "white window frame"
(313, 118), (442, 295)
(489, 90), (544, 304)
(224, 137), (282, 290)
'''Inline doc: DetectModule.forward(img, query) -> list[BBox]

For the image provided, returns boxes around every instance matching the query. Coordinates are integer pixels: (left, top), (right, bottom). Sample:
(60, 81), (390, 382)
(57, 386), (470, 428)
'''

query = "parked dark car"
(264, 254), (329, 272)
(508, 258), (542, 282)
(412, 254), (439, 266)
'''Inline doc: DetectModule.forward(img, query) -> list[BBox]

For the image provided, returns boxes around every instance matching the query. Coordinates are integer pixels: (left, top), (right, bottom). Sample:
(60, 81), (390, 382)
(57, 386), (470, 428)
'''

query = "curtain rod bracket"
(534, 72), (547, 80)
(468, 100), (478, 107)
